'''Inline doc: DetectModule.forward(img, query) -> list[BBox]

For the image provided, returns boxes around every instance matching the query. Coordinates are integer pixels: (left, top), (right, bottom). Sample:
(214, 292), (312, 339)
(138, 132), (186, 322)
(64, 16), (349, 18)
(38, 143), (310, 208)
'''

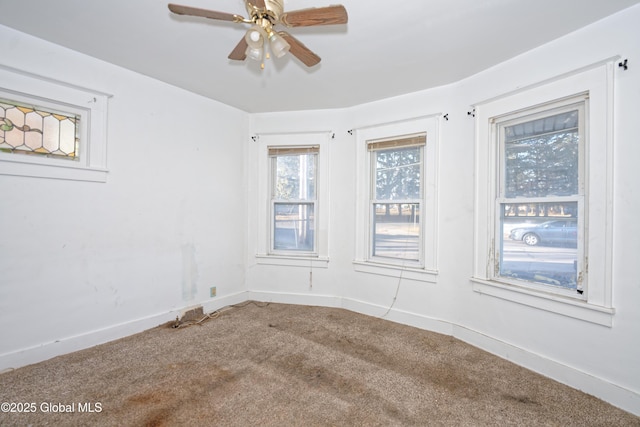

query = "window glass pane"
(274, 203), (315, 251)
(274, 154), (316, 200)
(0, 99), (79, 160)
(500, 202), (578, 290)
(373, 203), (420, 261)
(504, 110), (579, 197)
(375, 147), (421, 200)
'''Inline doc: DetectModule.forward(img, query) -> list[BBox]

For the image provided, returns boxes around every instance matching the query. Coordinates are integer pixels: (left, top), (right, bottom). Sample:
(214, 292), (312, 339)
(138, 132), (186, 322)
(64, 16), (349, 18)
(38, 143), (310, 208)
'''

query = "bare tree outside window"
(497, 104), (584, 291)
(369, 135), (425, 262)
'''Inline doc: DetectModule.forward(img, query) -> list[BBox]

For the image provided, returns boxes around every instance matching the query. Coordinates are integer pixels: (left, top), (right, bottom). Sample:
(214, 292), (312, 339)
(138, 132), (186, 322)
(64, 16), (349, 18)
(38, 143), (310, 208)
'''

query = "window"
(369, 135), (424, 263)
(354, 115), (439, 282)
(253, 132), (330, 268)
(1, 98), (80, 160)
(472, 60), (616, 326)
(269, 146), (318, 254)
(496, 99), (584, 294)
(0, 66), (109, 182)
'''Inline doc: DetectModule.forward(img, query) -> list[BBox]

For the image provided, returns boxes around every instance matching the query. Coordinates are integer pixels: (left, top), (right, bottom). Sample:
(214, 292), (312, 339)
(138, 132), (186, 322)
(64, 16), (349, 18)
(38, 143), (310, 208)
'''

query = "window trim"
(0, 65), (109, 183)
(472, 60), (616, 326)
(255, 132), (330, 268)
(269, 146), (319, 255)
(354, 115), (440, 282)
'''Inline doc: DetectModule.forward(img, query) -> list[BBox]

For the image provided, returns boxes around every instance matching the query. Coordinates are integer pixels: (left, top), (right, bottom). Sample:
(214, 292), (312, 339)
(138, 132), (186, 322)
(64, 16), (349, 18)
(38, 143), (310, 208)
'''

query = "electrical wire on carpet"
(171, 310), (221, 329)
(231, 300), (271, 309)
(171, 301), (271, 329)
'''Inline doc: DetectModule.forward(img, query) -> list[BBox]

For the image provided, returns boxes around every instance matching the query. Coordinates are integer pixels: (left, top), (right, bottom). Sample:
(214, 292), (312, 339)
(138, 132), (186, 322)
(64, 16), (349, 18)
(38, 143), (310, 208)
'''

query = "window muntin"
(0, 98), (79, 160)
(269, 146), (318, 254)
(495, 100), (585, 294)
(369, 135), (425, 264)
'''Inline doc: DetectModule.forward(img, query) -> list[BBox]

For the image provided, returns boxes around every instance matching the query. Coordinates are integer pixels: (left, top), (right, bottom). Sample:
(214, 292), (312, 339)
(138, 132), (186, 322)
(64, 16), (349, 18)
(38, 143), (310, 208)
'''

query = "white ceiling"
(1, 0), (638, 113)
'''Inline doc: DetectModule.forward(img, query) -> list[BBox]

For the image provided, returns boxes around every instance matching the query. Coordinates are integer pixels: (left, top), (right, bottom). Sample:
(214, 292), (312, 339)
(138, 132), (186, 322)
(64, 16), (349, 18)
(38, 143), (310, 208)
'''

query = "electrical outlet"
(210, 286), (217, 297)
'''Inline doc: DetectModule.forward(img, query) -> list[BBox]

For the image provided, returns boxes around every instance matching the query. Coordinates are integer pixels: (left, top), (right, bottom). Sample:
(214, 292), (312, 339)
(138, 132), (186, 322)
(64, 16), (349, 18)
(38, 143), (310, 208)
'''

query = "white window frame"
(269, 146), (318, 256)
(0, 65), (109, 183)
(354, 115), (440, 283)
(472, 60), (616, 326)
(495, 97), (586, 297)
(255, 132), (330, 268)
(368, 134), (425, 266)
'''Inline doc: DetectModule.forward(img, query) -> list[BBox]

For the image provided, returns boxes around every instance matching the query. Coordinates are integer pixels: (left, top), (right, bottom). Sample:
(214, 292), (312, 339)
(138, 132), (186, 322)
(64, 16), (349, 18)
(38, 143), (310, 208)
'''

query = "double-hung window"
(269, 146), (318, 254)
(369, 135), (425, 264)
(496, 98), (585, 294)
(473, 61), (616, 326)
(254, 132), (329, 267)
(354, 115), (439, 282)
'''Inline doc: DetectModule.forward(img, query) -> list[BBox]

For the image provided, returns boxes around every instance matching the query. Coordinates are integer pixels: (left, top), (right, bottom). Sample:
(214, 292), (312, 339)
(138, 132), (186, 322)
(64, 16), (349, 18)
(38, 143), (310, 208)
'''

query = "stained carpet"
(1, 302), (638, 426)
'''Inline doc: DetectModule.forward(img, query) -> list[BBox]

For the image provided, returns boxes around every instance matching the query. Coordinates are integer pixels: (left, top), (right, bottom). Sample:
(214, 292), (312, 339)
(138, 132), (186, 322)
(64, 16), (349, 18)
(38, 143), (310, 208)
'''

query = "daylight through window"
(0, 99), (79, 160)
(496, 99), (585, 293)
(269, 146), (318, 253)
(369, 134), (425, 263)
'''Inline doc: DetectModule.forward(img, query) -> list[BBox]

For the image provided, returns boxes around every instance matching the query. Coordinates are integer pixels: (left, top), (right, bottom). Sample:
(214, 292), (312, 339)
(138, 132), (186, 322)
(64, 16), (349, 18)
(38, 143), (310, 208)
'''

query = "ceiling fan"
(168, 0), (348, 68)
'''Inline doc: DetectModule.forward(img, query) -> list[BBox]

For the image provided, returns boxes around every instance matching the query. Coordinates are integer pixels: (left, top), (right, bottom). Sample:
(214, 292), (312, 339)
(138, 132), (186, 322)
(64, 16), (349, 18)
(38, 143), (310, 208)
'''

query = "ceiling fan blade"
(279, 32), (321, 67)
(252, 0), (266, 8)
(168, 3), (241, 22)
(280, 5), (348, 27)
(228, 37), (248, 61)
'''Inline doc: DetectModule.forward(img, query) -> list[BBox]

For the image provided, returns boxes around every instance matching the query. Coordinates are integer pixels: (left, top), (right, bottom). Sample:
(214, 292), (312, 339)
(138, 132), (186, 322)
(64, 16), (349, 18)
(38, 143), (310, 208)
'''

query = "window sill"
(471, 277), (614, 327)
(353, 260), (438, 283)
(0, 158), (108, 182)
(255, 254), (329, 268)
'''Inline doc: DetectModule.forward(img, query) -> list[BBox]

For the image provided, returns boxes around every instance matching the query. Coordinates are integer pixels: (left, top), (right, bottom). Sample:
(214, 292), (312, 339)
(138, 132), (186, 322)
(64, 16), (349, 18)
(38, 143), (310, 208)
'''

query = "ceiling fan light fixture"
(268, 31), (290, 58)
(245, 25), (267, 49)
(169, 1), (349, 68)
(245, 45), (263, 61)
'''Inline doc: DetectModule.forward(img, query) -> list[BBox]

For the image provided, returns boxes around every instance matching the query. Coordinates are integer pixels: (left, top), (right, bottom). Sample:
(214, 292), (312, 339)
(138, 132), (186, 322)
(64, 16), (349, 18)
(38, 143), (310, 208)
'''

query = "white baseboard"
(2, 290), (638, 417)
(247, 290), (342, 308)
(0, 312), (174, 374)
(451, 324), (640, 417)
(340, 297), (454, 336)
(0, 291), (247, 374)
(201, 291), (252, 314)
(249, 291), (640, 417)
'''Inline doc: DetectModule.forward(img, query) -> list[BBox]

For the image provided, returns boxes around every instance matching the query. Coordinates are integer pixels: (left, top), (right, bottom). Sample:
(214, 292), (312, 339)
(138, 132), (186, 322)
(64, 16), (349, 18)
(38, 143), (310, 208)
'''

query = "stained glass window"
(0, 99), (79, 160)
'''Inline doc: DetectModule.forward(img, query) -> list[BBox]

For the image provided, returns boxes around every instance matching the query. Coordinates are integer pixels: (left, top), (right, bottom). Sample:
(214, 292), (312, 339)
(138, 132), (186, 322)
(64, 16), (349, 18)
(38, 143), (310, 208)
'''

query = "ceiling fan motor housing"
(267, 0), (285, 18)
(246, 0), (284, 22)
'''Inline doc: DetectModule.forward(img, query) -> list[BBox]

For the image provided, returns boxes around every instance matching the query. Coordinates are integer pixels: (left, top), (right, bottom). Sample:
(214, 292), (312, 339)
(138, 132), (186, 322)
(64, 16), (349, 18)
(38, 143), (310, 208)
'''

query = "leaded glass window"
(0, 99), (79, 160)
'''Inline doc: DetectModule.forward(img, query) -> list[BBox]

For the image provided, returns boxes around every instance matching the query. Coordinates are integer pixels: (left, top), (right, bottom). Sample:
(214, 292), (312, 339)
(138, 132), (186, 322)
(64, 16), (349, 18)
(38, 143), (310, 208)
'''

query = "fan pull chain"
(262, 52), (271, 70)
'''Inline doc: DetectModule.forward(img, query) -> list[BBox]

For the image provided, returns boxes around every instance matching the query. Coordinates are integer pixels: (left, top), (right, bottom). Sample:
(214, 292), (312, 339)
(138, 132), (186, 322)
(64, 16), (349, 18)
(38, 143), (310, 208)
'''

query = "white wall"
(246, 5), (640, 415)
(0, 25), (249, 369)
(2, 3), (639, 417)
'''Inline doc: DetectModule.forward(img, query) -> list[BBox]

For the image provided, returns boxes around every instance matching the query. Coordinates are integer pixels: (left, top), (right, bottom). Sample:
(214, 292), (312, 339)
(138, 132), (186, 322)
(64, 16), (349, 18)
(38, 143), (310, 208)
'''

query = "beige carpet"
(1, 302), (638, 426)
